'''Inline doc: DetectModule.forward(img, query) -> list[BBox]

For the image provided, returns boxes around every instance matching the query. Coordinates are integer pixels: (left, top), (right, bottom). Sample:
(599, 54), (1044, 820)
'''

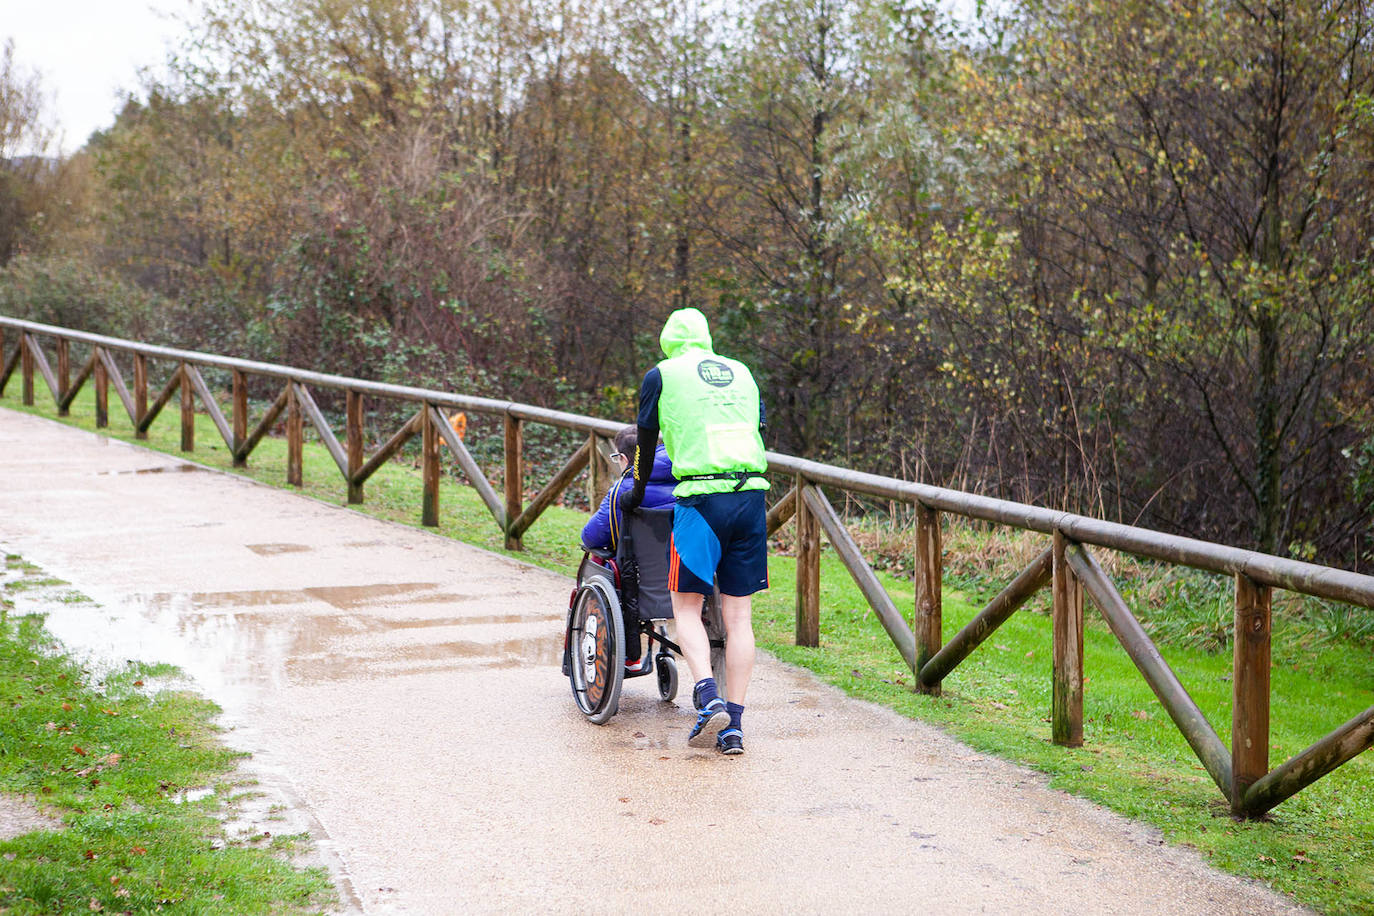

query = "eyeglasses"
(608, 452), (624, 461)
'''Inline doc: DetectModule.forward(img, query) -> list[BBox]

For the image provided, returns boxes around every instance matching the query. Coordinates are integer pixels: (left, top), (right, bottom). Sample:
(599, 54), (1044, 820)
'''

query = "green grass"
(4, 375), (1374, 913)
(0, 562), (334, 914)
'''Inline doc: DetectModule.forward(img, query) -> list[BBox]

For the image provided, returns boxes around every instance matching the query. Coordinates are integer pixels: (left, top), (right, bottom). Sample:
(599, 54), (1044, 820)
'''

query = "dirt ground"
(0, 796), (61, 842)
(0, 407), (1312, 915)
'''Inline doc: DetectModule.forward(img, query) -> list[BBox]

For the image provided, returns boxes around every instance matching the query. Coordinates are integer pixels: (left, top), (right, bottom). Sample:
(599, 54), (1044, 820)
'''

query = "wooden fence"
(2, 315), (1372, 817)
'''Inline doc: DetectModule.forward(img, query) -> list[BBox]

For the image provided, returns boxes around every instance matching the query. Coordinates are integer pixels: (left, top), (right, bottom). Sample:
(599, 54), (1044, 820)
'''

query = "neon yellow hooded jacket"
(651, 308), (768, 498)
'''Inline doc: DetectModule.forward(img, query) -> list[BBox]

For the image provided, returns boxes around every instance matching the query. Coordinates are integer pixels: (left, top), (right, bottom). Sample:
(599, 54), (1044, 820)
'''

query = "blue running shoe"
(688, 698), (729, 748)
(717, 727), (744, 755)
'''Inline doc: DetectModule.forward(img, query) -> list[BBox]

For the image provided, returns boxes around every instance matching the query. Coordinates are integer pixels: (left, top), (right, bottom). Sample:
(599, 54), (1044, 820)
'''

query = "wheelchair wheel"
(656, 653), (678, 702)
(567, 581), (625, 724)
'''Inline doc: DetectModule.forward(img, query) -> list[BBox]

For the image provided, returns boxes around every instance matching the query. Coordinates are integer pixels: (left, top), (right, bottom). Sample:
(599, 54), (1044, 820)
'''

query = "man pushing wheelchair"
(566, 307), (768, 755)
(623, 307), (770, 756)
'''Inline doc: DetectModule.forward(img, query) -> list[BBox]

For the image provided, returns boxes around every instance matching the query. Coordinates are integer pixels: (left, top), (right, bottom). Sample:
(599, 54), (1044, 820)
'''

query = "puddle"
(304, 583), (458, 610)
(287, 634), (564, 681)
(95, 465), (203, 476)
(39, 586), (566, 698)
(246, 543), (313, 556)
(141, 590), (312, 610)
(135, 582), (479, 612)
(171, 786), (216, 805)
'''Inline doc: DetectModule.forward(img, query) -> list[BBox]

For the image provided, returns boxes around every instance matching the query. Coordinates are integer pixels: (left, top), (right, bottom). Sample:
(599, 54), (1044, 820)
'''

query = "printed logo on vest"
(697, 359), (735, 388)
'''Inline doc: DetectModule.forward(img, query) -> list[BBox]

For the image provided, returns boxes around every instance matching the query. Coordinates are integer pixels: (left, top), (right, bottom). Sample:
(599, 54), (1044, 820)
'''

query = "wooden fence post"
(21, 334), (34, 406)
(178, 362), (193, 449)
(588, 433), (610, 510)
(94, 349), (109, 428)
(286, 382), (303, 487)
(346, 390), (364, 504)
(232, 370), (248, 467)
(795, 476), (821, 647)
(1052, 529), (1084, 747)
(133, 354), (148, 438)
(421, 402), (440, 527)
(504, 413), (523, 550)
(56, 339), (70, 416)
(1232, 573), (1272, 815)
(914, 503), (943, 695)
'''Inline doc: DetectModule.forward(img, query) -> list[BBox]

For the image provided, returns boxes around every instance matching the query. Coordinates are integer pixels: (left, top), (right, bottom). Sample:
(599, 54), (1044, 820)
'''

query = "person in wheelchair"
(580, 425), (676, 672)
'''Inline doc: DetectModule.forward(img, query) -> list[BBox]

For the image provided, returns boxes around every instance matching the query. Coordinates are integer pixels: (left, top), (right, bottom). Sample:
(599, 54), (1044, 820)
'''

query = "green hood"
(659, 307), (713, 358)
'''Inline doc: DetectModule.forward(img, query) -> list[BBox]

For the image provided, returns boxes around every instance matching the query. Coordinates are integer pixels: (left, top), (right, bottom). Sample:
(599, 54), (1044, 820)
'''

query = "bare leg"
(669, 590), (712, 685)
(720, 594), (755, 705)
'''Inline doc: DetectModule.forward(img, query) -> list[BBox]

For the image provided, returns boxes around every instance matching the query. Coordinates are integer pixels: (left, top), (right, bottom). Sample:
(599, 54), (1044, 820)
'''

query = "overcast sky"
(3, 0), (189, 155)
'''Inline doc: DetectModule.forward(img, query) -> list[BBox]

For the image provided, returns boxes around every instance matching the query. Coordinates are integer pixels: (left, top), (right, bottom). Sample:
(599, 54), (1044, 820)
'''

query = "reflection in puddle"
(305, 583), (460, 610)
(89, 589), (566, 694)
(96, 465), (203, 476)
(246, 543), (313, 556)
(143, 589), (308, 609)
(287, 634), (564, 681)
(171, 786), (216, 805)
(37, 577), (566, 735)
(137, 582), (479, 612)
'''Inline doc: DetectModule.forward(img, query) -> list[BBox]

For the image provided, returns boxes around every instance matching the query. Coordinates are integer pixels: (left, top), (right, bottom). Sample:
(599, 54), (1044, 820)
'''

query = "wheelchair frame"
(562, 508), (727, 725)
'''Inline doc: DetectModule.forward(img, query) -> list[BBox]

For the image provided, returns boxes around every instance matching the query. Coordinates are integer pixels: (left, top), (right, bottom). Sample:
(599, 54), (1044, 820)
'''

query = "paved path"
(0, 408), (1307, 915)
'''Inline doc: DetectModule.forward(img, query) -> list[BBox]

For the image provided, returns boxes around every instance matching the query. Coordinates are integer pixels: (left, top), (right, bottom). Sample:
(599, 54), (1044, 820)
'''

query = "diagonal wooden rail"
(3, 315), (1373, 818)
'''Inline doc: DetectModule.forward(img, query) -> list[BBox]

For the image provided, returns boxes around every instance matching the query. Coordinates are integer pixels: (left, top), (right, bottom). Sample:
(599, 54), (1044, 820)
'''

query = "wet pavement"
(0, 408), (1309, 915)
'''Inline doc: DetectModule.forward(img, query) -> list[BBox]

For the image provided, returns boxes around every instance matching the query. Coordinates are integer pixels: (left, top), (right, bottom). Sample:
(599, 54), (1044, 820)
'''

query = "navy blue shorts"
(668, 489), (769, 597)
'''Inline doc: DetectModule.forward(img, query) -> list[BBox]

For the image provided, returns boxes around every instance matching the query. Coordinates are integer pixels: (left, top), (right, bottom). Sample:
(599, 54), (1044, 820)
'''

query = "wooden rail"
(2, 315), (1372, 817)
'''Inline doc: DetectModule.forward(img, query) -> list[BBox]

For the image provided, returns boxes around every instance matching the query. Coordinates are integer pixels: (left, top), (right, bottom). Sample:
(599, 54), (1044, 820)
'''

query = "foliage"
(0, 253), (169, 340)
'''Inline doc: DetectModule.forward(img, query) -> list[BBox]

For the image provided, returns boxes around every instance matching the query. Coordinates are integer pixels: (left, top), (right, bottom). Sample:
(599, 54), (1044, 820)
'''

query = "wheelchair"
(562, 505), (727, 724)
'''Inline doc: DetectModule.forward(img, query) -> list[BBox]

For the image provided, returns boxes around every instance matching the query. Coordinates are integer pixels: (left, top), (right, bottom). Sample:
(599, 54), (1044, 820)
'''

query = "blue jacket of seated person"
(581, 444), (676, 551)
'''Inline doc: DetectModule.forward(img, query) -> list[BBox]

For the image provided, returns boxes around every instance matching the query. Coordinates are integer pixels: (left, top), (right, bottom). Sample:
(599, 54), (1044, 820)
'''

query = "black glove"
(623, 484), (645, 514)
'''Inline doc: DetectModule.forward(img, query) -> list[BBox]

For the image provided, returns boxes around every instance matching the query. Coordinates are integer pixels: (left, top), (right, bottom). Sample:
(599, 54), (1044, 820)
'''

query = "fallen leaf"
(649, 818), (666, 825)
(130, 846), (147, 856)
(100, 709), (118, 717)
(1257, 854), (1275, 863)
(88, 899), (102, 912)
(133, 681), (143, 687)
(72, 745), (87, 756)
(62, 703), (72, 711)
(632, 732), (645, 738)
(618, 797), (630, 803)
(83, 850), (97, 860)
(101, 753), (121, 766)
(1132, 710), (1150, 720)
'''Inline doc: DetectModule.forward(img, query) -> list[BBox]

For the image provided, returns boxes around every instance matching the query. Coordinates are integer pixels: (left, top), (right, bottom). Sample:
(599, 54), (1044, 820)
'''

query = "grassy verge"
(3, 381), (1372, 912)
(0, 555), (334, 915)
